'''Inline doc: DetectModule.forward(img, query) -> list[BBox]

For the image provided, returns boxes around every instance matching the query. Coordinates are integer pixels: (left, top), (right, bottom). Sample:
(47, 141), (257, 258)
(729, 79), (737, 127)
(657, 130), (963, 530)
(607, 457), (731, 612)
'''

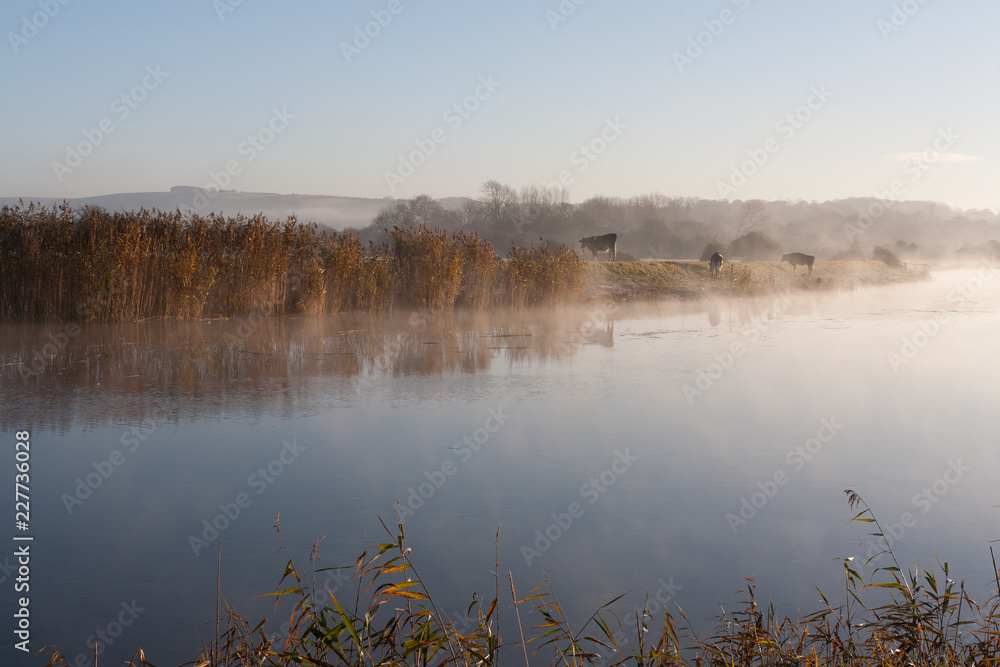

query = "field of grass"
(40, 492), (1000, 667)
(583, 259), (929, 302)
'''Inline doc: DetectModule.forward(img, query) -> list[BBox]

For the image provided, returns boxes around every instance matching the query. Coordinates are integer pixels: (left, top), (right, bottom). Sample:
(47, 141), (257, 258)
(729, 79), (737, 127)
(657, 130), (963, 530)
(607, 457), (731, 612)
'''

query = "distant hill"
(0, 188), (469, 231)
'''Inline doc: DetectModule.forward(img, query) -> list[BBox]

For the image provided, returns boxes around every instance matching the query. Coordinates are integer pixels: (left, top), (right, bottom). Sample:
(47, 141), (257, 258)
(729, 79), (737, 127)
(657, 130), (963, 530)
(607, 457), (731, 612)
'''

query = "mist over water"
(1, 267), (998, 665)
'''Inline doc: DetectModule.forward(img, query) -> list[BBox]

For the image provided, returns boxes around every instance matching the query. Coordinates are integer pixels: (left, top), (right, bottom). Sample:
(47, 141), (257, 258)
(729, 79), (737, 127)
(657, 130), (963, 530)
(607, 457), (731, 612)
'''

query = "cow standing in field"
(579, 233), (617, 261)
(709, 252), (724, 278)
(781, 252), (815, 274)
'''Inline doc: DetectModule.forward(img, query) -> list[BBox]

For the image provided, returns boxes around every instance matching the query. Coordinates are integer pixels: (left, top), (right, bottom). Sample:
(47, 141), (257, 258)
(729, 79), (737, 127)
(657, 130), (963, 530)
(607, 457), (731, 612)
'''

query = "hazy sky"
(3, 1), (997, 210)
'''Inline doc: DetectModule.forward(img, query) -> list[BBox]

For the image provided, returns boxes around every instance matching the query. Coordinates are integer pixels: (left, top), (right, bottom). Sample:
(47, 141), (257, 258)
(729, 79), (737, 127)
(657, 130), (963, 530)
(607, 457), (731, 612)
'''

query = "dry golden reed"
(41, 501), (1000, 667)
(0, 204), (584, 321)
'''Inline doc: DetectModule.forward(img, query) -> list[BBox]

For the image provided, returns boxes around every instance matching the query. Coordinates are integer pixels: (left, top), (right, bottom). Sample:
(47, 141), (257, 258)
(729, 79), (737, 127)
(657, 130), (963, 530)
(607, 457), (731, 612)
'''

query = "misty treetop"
(352, 181), (1000, 263)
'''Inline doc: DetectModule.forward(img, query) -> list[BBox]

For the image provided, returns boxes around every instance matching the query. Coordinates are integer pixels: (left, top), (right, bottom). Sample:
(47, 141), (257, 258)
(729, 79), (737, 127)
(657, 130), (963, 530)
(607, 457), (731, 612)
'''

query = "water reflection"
(707, 302), (721, 327)
(0, 295), (828, 433)
(1, 307), (625, 430)
(3, 274), (996, 667)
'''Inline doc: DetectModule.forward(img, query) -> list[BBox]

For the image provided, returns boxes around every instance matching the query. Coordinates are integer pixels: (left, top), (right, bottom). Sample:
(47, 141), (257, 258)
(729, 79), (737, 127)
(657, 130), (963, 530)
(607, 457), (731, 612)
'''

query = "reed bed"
(40, 492), (1000, 667)
(455, 231), (501, 308)
(504, 243), (585, 307)
(390, 225), (464, 308)
(0, 205), (583, 321)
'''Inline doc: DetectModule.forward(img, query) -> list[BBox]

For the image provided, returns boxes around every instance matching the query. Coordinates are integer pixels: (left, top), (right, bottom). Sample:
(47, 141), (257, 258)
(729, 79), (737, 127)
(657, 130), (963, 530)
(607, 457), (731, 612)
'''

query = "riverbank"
(2, 204), (932, 321)
(583, 259), (930, 301)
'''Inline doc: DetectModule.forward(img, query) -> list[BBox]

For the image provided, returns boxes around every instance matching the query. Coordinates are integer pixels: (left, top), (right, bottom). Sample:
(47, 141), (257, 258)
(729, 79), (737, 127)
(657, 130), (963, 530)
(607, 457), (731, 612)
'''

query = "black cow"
(579, 233), (617, 261)
(781, 252), (815, 274)
(709, 252), (724, 278)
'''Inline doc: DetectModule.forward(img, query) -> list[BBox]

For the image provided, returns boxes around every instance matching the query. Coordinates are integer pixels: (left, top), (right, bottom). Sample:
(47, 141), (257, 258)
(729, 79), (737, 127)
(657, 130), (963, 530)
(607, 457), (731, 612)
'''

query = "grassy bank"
(0, 203), (929, 322)
(583, 259), (930, 301)
(41, 492), (1000, 667)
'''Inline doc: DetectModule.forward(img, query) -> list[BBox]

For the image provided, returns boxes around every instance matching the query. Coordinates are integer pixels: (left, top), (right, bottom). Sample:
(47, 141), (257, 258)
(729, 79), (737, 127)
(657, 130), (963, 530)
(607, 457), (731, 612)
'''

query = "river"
(1, 265), (998, 666)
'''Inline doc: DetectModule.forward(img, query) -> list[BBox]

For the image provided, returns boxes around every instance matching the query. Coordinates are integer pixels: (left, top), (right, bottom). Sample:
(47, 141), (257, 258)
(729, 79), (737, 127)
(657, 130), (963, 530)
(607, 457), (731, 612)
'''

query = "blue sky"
(3, 0), (998, 210)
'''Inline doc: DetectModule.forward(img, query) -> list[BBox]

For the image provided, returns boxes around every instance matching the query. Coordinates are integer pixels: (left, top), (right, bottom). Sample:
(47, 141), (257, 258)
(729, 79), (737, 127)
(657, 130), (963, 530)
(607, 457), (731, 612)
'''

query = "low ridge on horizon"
(3, 186), (997, 214)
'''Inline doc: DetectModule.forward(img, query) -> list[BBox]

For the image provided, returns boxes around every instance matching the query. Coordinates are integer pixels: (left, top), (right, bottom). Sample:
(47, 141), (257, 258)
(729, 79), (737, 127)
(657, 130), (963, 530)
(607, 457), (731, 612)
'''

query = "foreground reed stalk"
(40, 493), (1000, 667)
(0, 204), (583, 321)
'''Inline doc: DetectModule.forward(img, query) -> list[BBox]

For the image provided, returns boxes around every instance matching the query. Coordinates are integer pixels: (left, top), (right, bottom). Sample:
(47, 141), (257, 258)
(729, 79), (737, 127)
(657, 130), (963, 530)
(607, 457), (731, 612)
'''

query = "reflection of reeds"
(0, 205), (584, 321)
(0, 307), (603, 433)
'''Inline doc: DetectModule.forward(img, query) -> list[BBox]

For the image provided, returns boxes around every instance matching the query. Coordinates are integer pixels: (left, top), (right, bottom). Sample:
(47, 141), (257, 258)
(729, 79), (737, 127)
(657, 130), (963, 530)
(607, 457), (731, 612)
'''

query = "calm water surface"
(2, 267), (999, 666)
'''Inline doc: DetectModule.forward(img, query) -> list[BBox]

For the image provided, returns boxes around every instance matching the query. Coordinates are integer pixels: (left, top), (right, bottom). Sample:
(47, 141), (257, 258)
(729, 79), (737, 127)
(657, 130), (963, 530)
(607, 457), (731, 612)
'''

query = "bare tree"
(664, 196), (696, 235)
(461, 198), (487, 227)
(519, 184), (544, 211)
(628, 192), (670, 229)
(515, 184), (569, 231)
(478, 180), (518, 226)
(373, 194), (461, 231)
(734, 199), (770, 238)
(580, 195), (626, 231)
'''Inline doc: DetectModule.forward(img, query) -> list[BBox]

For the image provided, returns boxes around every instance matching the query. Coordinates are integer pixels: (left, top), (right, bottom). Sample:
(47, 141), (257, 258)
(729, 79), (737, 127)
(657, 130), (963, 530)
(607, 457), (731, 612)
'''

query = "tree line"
(347, 181), (1000, 263)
